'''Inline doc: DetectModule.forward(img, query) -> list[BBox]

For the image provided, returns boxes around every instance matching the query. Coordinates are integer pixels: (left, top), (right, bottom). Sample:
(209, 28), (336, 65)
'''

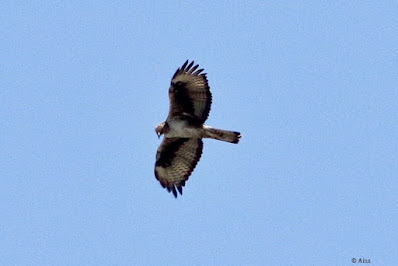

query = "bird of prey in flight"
(155, 60), (241, 198)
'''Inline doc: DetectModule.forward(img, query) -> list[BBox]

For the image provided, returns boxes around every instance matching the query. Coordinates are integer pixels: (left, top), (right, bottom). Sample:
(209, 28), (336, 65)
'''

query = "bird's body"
(164, 117), (202, 138)
(155, 61), (241, 197)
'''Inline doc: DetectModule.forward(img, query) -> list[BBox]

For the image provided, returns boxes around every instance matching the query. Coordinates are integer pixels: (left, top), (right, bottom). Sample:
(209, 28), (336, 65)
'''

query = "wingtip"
(177, 186), (183, 195)
(187, 61), (194, 69)
(170, 185), (183, 198)
(181, 60), (189, 71)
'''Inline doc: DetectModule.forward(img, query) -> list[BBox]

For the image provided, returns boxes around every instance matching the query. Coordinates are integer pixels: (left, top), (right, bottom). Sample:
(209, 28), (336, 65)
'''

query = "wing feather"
(168, 60), (212, 123)
(155, 138), (203, 197)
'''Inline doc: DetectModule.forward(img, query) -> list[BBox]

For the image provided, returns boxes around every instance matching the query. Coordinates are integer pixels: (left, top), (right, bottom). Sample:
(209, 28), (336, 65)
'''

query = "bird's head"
(155, 122), (166, 138)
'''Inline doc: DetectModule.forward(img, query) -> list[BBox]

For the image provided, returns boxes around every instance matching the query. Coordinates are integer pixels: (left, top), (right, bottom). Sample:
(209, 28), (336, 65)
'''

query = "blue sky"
(1, 1), (397, 265)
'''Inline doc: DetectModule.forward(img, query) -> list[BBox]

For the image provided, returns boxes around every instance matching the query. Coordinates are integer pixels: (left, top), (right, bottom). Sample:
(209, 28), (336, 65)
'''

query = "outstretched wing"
(168, 60), (212, 123)
(155, 137), (203, 198)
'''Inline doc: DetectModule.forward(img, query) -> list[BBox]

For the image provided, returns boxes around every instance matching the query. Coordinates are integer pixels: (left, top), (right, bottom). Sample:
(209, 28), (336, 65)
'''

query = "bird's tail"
(204, 126), (241, 144)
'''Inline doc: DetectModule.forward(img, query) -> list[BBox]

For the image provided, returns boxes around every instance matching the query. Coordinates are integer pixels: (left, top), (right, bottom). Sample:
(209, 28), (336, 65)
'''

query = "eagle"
(155, 60), (241, 198)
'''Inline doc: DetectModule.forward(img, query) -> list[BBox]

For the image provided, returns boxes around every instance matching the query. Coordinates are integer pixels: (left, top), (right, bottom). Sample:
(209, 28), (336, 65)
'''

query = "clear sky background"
(1, 1), (397, 265)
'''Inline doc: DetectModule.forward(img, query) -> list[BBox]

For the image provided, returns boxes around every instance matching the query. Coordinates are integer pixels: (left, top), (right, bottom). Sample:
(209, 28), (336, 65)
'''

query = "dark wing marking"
(168, 60), (212, 123)
(155, 138), (203, 198)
